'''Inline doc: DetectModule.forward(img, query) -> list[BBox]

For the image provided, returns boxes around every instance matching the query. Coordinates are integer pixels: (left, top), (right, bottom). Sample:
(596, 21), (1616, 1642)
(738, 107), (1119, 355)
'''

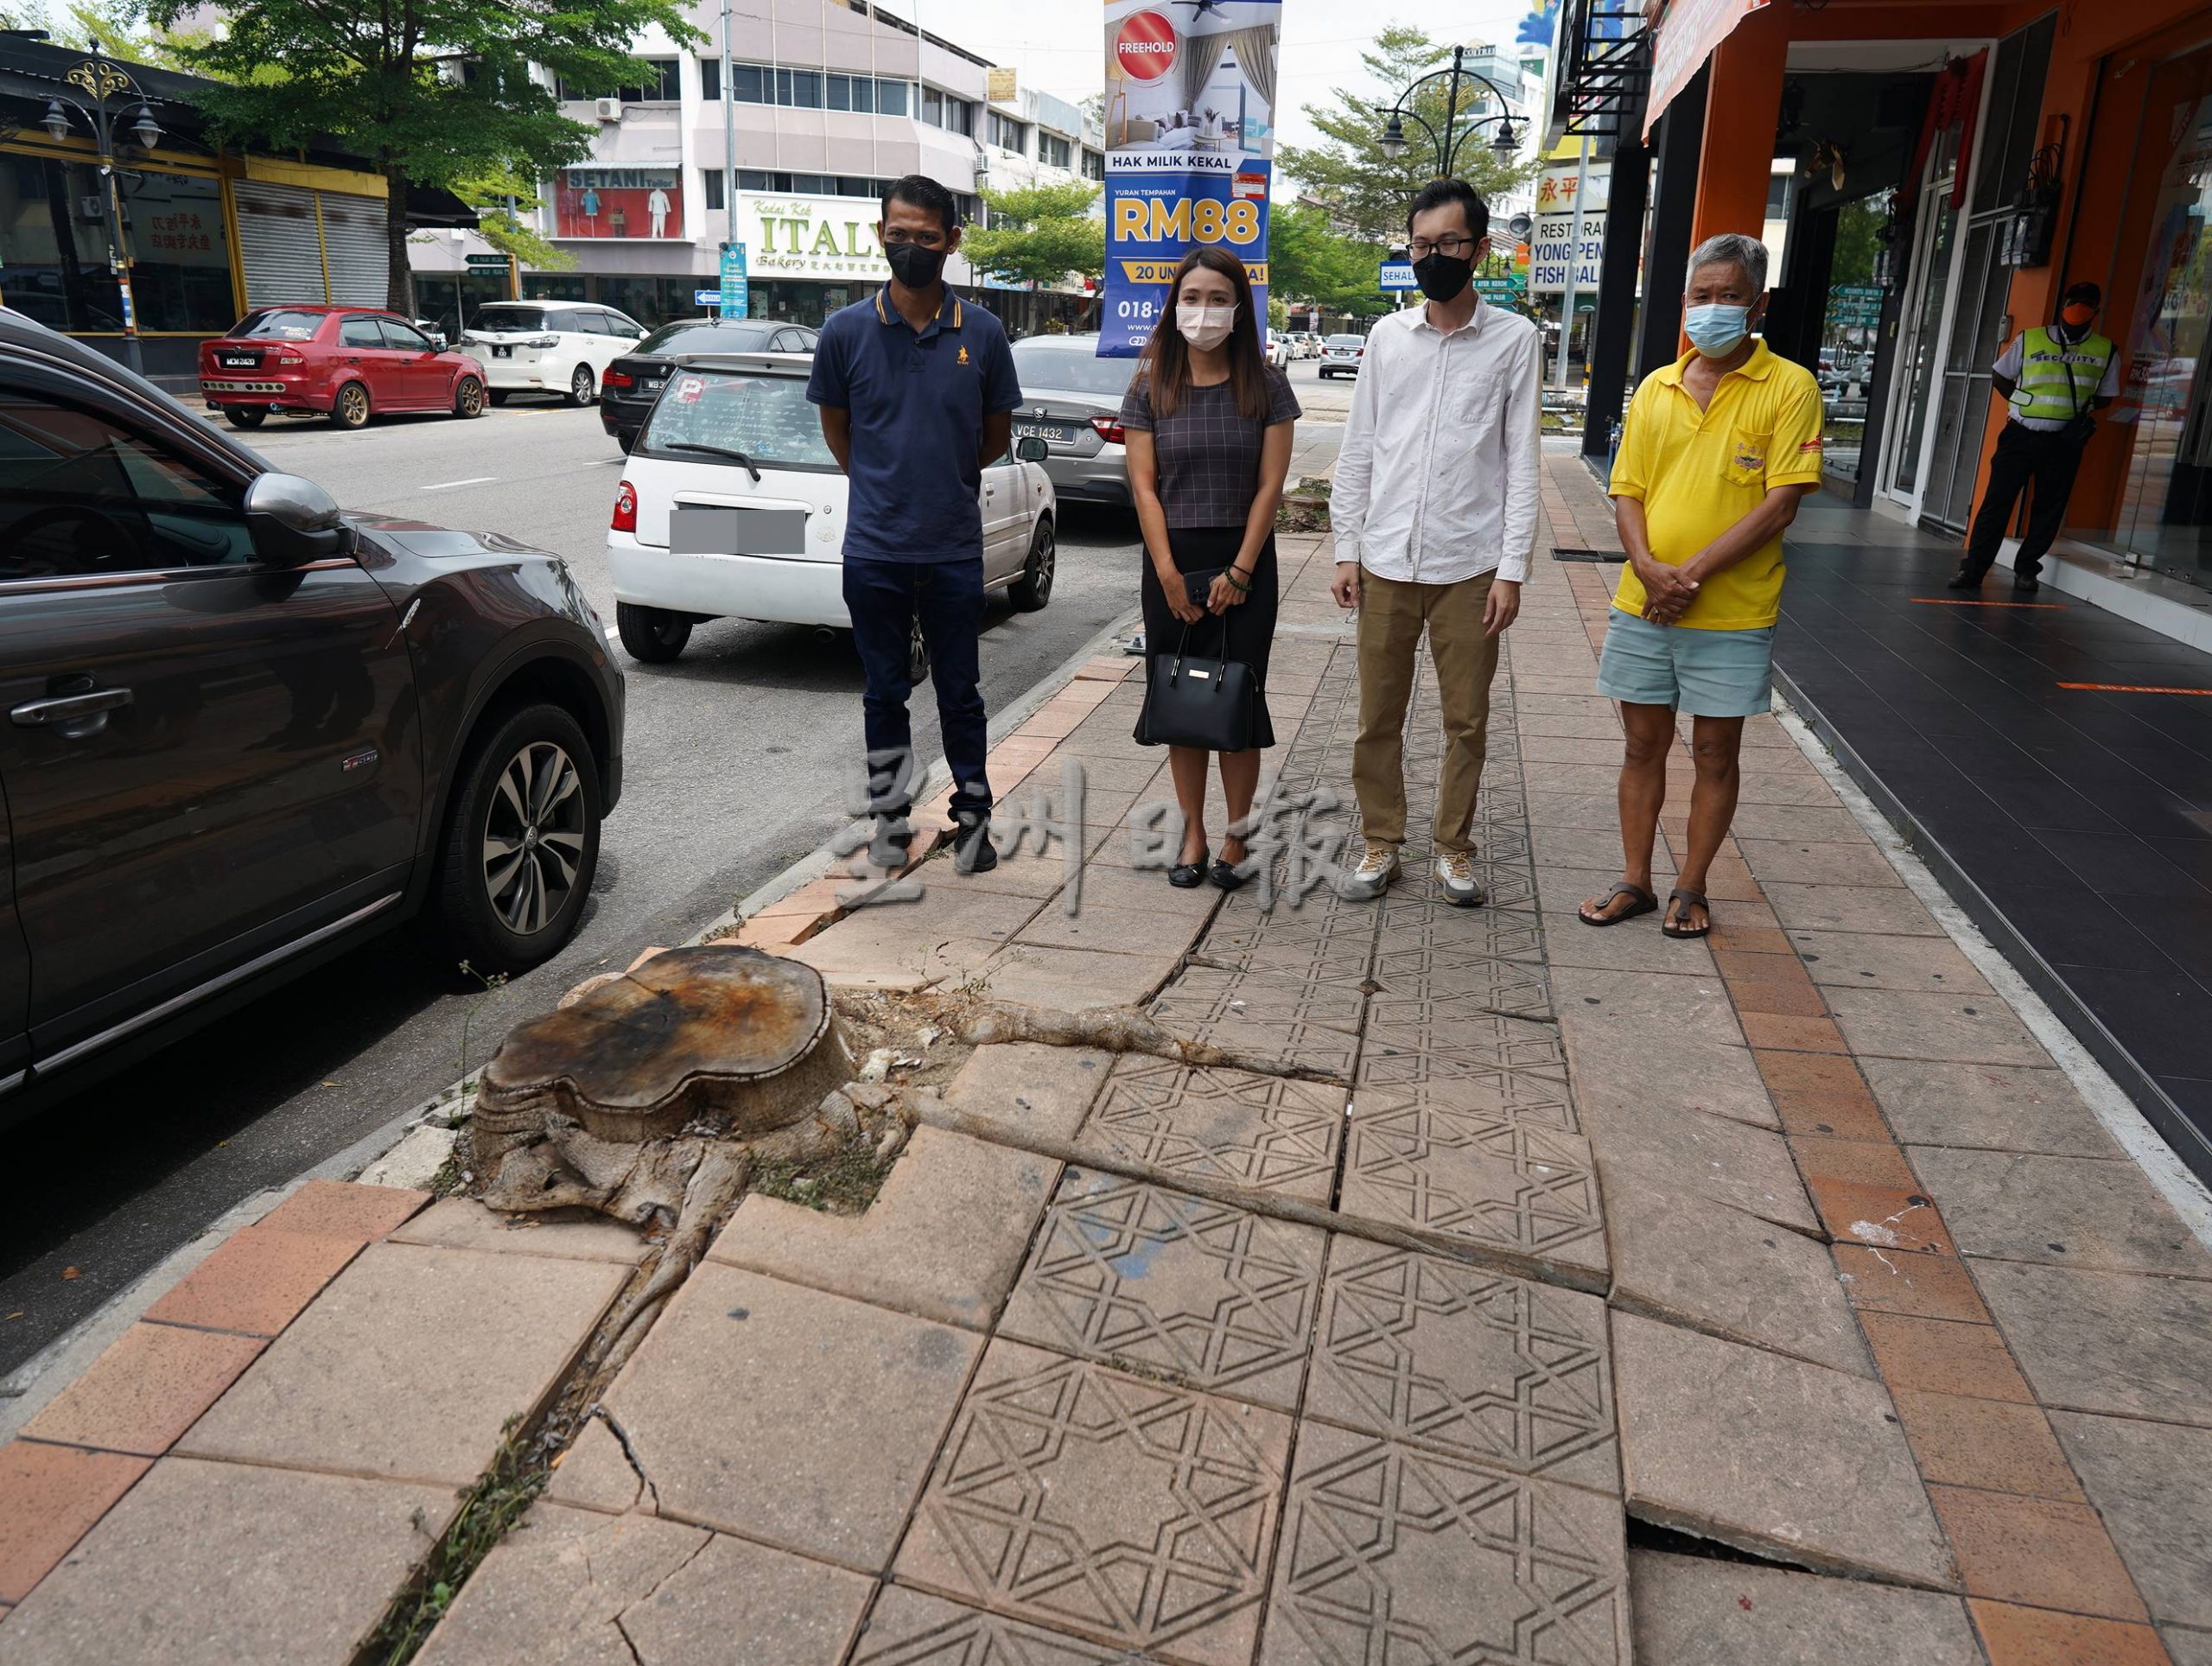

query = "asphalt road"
(0, 359), (1348, 1378)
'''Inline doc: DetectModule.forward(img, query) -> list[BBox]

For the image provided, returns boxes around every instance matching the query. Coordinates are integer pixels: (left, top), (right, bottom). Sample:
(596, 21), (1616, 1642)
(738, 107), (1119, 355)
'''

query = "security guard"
(1951, 281), (2119, 593)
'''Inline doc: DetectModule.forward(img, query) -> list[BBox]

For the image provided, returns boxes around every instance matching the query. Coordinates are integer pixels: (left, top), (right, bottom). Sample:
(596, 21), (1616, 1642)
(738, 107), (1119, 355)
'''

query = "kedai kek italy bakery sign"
(1098, 0), (1281, 357)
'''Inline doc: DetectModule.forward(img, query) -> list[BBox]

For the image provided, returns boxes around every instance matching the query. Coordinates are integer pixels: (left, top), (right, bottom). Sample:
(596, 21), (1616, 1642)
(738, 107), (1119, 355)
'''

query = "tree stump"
(471, 946), (854, 1219)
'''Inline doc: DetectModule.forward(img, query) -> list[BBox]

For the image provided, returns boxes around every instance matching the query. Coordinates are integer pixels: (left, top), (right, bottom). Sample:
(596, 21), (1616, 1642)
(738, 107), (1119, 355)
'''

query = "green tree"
(140, 0), (699, 313)
(457, 162), (574, 274)
(1277, 25), (1537, 245)
(961, 181), (1103, 289)
(1267, 202), (1389, 315)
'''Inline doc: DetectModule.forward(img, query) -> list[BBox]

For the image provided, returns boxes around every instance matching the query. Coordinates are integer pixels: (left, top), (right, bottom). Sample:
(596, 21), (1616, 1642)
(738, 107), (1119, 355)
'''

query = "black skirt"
(1136, 525), (1278, 750)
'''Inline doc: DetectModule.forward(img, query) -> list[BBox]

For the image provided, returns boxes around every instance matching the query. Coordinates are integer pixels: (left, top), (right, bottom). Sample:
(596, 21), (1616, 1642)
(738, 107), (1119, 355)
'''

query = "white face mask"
(1176, 302), (1235, 350)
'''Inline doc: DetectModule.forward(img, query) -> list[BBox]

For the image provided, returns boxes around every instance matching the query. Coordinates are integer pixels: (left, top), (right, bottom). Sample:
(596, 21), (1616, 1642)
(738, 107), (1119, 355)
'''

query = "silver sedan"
(1008, 333), (1140, 511)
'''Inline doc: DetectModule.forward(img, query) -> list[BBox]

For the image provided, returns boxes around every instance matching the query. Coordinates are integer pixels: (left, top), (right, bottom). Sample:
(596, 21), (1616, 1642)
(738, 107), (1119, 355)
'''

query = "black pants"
(1962, 422), (2089, 582)
(842, 555), (991, 821)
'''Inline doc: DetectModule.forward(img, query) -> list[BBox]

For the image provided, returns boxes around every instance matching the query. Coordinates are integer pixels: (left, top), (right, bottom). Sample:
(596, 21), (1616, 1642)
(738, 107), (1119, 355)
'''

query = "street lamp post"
(41, 47), (163, 375)
(1376, 46), (1522, 183)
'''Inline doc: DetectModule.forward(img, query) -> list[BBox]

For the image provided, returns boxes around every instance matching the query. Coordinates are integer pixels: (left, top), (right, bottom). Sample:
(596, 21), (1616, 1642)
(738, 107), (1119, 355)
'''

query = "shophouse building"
(421, 1), (1103, 336)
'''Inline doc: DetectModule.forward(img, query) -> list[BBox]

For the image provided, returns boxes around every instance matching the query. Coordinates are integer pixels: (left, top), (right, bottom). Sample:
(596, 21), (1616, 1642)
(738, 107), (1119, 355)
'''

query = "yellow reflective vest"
(2008, 326), (2115, 425)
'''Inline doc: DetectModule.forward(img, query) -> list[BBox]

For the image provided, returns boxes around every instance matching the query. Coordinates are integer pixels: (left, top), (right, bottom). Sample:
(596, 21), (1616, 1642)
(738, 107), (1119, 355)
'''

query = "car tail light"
(611, 480), (638, 533)
(602, 369), (633, 391)
(1090, 416), (1126, 445)
(527, 334), (560, 349)
(271, 351), (305, 366)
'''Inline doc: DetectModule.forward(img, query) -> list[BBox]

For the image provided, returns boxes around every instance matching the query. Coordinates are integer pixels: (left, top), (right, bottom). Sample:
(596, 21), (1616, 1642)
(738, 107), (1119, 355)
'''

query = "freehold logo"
(1114, 10), (1177, 80)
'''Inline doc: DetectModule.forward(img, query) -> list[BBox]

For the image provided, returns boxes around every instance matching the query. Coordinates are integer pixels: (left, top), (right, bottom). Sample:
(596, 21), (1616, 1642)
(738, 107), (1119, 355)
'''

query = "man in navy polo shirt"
(810, 175), (1021, 873)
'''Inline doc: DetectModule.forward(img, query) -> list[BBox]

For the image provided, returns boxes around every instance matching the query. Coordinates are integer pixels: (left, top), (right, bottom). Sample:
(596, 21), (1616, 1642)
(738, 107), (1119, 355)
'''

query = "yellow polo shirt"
(1608, 340), (1825, 630)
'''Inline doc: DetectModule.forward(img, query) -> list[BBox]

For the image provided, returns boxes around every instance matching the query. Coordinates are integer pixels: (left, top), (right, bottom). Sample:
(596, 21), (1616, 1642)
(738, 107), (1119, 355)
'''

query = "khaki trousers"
(1352, 569), (1499, 854)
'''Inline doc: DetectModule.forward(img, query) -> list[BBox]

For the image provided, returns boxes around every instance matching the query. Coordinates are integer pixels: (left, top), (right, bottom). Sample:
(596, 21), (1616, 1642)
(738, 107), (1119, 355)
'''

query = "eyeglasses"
(1408, 235), (1479, 259)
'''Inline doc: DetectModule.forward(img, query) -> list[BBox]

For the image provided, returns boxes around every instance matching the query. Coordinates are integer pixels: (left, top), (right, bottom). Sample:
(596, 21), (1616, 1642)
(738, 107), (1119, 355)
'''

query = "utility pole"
(721, 0), (736, 251)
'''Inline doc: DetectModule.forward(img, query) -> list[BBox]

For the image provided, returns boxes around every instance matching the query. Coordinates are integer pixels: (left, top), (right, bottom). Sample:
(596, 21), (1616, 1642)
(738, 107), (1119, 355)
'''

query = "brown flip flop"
(1579, 881), (1657, 927)
(1662, 887), (1713, 939)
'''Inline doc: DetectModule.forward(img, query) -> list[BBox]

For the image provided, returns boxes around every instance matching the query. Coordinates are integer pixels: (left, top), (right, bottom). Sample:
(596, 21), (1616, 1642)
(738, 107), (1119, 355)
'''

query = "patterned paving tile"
(1075, 1056), (1346, 1203)
(1375, 898), (1546, 964)
(1260, 1422), (1628, 1665)
(1306, 1241), (1618, 1494)
(1192, 911), (1376, 984)
(1149, 968), (1364, 1080)
(1337, 1093), (1607, 1284)
(1360, 1007), (1569, 1089)
(851, 1587), (1135, 1664)
(896, 1339), (1293, 1666)
(999, 1170), (1324, 1410)
(1369, 944), (1554, 1018)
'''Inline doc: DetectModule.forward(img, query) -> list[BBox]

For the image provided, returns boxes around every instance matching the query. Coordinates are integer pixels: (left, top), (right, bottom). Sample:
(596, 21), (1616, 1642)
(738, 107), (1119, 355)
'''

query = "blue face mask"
(1685, 302), (1753, 357)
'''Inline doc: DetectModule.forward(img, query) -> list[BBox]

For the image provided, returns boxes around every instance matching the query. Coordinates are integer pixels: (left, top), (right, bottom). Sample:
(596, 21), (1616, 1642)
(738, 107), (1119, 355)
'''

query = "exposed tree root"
(952, 1001), (1347, 1084)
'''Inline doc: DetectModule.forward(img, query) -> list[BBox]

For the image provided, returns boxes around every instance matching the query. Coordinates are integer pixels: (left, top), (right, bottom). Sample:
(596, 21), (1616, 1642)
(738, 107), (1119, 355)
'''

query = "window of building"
(700, 56), (718, 102)
(558, 60), (679, 102)
(728, 64), (909, 115)
(988, 111), (1027, 153)
(922, 86), (943, 125)
(1039, 133), (1071, 170)
(877, 79), (908, 117)
(925, 92), (975, 137)
(1082, 148), (1105, 181)
(731, 172), (896, 201)
(703, 169), (724, 211)
(1, 160), (234, 335)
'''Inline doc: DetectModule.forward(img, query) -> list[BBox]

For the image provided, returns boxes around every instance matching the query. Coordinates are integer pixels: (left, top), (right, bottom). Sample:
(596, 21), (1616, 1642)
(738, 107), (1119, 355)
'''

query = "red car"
(199, 305), (488, 431)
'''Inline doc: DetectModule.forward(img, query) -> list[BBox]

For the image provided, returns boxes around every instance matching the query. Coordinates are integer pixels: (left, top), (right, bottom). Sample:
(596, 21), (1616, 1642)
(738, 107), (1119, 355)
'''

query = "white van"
(461, 300), (646, 407)
(604, 353), (1058, 669)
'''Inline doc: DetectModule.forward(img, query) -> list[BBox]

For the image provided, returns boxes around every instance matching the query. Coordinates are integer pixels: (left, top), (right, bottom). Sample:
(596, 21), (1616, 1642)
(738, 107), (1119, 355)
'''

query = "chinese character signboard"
(741, 196), (888, 280)
(556, 169), (682, 239)
(1528, 158), (1609, 296)
(987, 66), (1019, 103)
(1099, 0), (1281, 358)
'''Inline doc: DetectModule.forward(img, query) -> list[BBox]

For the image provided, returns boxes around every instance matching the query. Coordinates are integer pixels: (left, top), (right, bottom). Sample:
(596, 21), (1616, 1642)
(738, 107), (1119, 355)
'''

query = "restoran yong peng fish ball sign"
(1099, 0), (1281, 358)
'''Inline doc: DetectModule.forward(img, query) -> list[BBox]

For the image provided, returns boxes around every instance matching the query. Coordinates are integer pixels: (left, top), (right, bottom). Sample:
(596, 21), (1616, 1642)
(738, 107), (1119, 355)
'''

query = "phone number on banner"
(1101, 173), (1274, 357)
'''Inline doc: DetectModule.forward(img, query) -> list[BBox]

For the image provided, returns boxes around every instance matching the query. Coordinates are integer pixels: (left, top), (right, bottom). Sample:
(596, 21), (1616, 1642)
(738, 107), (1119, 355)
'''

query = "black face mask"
(1413, 251), (1472, 303)
(886, 240), (947, 289)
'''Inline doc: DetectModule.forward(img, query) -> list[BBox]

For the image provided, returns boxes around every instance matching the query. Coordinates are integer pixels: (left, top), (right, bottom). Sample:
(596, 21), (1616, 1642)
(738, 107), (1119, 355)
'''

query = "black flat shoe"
(1208, 857), (1248, 891)
(1168, 845), (1208, 888)
(2012, 574), (2041, 594)
(1944, 568), (1980, 590)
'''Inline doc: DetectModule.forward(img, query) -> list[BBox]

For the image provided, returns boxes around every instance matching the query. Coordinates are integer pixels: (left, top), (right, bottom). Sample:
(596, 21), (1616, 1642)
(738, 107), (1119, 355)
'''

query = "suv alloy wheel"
(568, 365), (598, 407)
(436, 702), (602, 973)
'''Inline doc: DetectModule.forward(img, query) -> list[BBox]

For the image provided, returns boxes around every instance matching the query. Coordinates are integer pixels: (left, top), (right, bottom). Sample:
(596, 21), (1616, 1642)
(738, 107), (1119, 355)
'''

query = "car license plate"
(640, 378), (665, 395)
(1014, 421), (1078, 445)
(493, 344), (513, 358)
(219, 354), (255, 368)
(670, 506), (807, 556)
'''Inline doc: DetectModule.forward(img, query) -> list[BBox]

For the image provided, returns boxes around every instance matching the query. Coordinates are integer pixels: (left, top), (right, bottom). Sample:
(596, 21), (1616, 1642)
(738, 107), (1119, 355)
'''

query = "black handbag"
(1135, 614), (1257, 752)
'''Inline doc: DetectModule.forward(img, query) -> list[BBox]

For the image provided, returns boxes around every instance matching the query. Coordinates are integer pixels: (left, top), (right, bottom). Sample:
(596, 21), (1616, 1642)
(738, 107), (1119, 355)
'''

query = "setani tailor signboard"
(1099, 0), (1281, 357)
(555, 169), (682, 239)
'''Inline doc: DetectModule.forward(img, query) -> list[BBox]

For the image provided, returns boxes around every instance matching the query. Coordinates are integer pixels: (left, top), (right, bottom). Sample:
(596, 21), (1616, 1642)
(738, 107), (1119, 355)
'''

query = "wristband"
(1225, 569), (1252, 594)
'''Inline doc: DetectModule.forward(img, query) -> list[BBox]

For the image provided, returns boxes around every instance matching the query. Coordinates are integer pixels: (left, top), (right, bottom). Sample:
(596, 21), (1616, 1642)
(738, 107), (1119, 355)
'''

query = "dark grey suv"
(0, 311), (624, 1125)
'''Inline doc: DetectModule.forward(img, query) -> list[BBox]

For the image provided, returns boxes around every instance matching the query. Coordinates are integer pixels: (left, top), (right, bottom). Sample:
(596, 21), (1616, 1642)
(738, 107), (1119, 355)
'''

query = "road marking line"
(420, 476), (498, 491)
(2056, 682), (2212, 696)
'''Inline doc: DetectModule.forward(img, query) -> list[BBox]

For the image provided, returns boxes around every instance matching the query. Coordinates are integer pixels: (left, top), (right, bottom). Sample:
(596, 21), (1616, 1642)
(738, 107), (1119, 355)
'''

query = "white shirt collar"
(1410, 295), (1486, 339)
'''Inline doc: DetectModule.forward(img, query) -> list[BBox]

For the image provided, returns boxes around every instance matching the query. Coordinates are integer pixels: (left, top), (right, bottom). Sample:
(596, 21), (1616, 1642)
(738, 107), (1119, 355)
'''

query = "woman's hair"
(1135, 244), (1271, 422)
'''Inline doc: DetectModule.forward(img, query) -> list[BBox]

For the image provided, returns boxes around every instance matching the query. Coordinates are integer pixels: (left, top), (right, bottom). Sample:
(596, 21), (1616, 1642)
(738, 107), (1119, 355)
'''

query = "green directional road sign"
(1473, 277), (1523, 297)
(465, 252), (510, 270)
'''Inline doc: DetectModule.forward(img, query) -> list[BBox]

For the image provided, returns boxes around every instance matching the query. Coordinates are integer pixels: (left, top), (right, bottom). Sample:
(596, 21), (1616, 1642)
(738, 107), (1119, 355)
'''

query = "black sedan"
(601, 318), (818, 450)
(0, 308), (625, 1128)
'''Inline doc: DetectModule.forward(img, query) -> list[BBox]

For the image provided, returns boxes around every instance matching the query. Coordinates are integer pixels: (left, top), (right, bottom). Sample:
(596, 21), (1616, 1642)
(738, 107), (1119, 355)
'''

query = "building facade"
(437, 0), (1103, 336)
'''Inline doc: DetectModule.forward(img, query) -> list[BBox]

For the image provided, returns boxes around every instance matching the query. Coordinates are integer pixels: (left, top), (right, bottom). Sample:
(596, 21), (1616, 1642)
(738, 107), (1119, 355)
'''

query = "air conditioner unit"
(594, 97), (623, 122)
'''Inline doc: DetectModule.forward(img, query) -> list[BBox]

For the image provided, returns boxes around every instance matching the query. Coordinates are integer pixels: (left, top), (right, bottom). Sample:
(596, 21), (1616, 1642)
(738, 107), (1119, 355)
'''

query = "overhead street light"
(1374, 45), (1525, 181)
(39, 48), (165, 372)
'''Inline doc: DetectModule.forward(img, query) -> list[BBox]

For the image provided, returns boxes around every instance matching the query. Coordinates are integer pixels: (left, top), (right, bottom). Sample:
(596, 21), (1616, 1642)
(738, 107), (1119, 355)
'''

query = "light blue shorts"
(1595, 609), (1775, 718)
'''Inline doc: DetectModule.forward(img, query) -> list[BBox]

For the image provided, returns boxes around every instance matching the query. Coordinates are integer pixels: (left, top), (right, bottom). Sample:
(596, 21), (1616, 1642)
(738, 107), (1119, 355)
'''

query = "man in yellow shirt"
(1578, 233), (1825, 939)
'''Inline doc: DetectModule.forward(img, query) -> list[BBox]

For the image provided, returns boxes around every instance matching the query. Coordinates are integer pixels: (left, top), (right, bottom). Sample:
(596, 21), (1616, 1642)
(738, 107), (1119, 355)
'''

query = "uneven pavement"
(3, 508), (2209, 1665)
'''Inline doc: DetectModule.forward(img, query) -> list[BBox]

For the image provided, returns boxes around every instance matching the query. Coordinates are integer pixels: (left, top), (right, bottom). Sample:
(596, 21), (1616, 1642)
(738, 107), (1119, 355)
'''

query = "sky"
(879, 0), (1543, 174)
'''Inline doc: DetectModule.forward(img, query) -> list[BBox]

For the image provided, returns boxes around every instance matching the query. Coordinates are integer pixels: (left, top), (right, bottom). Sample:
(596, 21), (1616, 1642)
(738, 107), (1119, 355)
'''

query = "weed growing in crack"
(454, 960), (510, 1117)
(749, 1128), (894, 1214)
(365, 1417), (544, 1665)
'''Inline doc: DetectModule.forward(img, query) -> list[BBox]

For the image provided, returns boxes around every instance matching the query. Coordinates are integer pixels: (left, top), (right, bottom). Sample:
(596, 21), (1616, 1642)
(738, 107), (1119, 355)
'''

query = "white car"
(1319, 334), (1366, 378)
(605, 353), (1058, 669)
(461, 300), (646, 407)
(1265, 331), (1293, 369)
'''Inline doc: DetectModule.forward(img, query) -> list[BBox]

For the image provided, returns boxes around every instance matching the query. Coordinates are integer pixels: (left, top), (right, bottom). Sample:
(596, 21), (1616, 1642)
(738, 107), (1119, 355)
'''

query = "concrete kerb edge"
(0, 604), (1145, 1443)
(1766, 676), (2212, 1250)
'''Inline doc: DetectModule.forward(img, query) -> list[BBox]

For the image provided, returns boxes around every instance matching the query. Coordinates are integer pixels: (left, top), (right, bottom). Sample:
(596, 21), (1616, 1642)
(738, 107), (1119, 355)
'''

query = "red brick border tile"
(257, 1179), (427, 1242)
(1932, 1488), (2150, 1620)
(20, 1324), (264, 1458)
(1967, 1600), (2175, 1666)
(0, 1441), (149, 1603)
(143, 1226), (362, 1338)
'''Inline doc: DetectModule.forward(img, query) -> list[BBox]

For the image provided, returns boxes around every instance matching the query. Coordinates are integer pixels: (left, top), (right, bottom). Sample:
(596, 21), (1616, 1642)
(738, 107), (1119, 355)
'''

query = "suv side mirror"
(1014, 436), (1050, 463)
(245, 473), (355, 564)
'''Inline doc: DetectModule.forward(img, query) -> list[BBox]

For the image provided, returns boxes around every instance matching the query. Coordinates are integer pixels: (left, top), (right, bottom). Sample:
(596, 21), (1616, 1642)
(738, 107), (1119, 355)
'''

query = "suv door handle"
(13, 687), (132, 728)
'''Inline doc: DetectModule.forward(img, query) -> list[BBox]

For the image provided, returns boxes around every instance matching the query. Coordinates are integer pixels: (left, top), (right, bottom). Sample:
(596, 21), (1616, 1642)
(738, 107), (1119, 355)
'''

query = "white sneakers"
(1433, 849), (1485, 907)
(1340, 841), (1402, 900)
(1339, 842), (1486, 906)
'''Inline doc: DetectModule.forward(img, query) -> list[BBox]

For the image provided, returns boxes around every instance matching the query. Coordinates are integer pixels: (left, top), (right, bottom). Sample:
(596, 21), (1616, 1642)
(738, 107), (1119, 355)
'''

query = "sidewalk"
(3, 516), (2209, 1665)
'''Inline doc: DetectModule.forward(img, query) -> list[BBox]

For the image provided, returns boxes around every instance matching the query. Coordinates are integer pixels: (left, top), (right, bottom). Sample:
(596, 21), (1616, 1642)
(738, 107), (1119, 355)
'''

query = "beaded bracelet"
(1225, 568), (1253, 594)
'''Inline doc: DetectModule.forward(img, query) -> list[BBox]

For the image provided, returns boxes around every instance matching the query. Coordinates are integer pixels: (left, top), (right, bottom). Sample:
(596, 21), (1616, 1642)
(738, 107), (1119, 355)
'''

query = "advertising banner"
(1528, 158), (1609, 296)
(720, 242), (749, 317)
(1099, 0), (1281, 357)
(1646, 0), (1770, 138)
(736, 194), (888, 281)
(555, 168), (682, 240)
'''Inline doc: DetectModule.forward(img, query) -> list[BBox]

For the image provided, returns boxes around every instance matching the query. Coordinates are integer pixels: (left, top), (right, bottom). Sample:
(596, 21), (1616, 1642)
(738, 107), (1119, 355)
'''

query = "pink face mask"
(1177, 302), (1235, 350)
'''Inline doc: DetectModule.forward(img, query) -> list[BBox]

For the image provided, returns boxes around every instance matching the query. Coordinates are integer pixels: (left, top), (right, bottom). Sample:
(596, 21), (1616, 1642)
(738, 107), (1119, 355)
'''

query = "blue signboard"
(1099, 0), (1281, 358)
(694, 289), (720, 307)
(719, 242), (748, 319)
(1378, 260), (1418, 291)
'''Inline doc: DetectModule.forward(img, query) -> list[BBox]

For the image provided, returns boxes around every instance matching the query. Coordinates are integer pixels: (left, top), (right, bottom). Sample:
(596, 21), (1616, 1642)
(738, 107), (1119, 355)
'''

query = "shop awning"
(1644, 0), (1770, 137)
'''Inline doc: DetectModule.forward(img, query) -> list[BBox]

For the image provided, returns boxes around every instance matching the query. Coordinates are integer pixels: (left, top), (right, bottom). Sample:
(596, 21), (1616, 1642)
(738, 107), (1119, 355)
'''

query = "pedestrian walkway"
(3, 520), (2209, 1665)
(1547, 455), (2212, 1182)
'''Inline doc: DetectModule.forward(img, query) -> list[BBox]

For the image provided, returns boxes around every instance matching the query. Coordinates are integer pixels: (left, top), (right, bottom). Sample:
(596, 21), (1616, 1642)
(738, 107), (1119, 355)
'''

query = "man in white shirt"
(1330, 178), (1543, 906)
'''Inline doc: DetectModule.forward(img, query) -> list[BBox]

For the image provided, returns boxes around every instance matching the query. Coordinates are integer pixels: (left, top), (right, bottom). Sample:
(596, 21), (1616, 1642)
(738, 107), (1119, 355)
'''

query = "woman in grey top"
(1122, 245), (1300, 889)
